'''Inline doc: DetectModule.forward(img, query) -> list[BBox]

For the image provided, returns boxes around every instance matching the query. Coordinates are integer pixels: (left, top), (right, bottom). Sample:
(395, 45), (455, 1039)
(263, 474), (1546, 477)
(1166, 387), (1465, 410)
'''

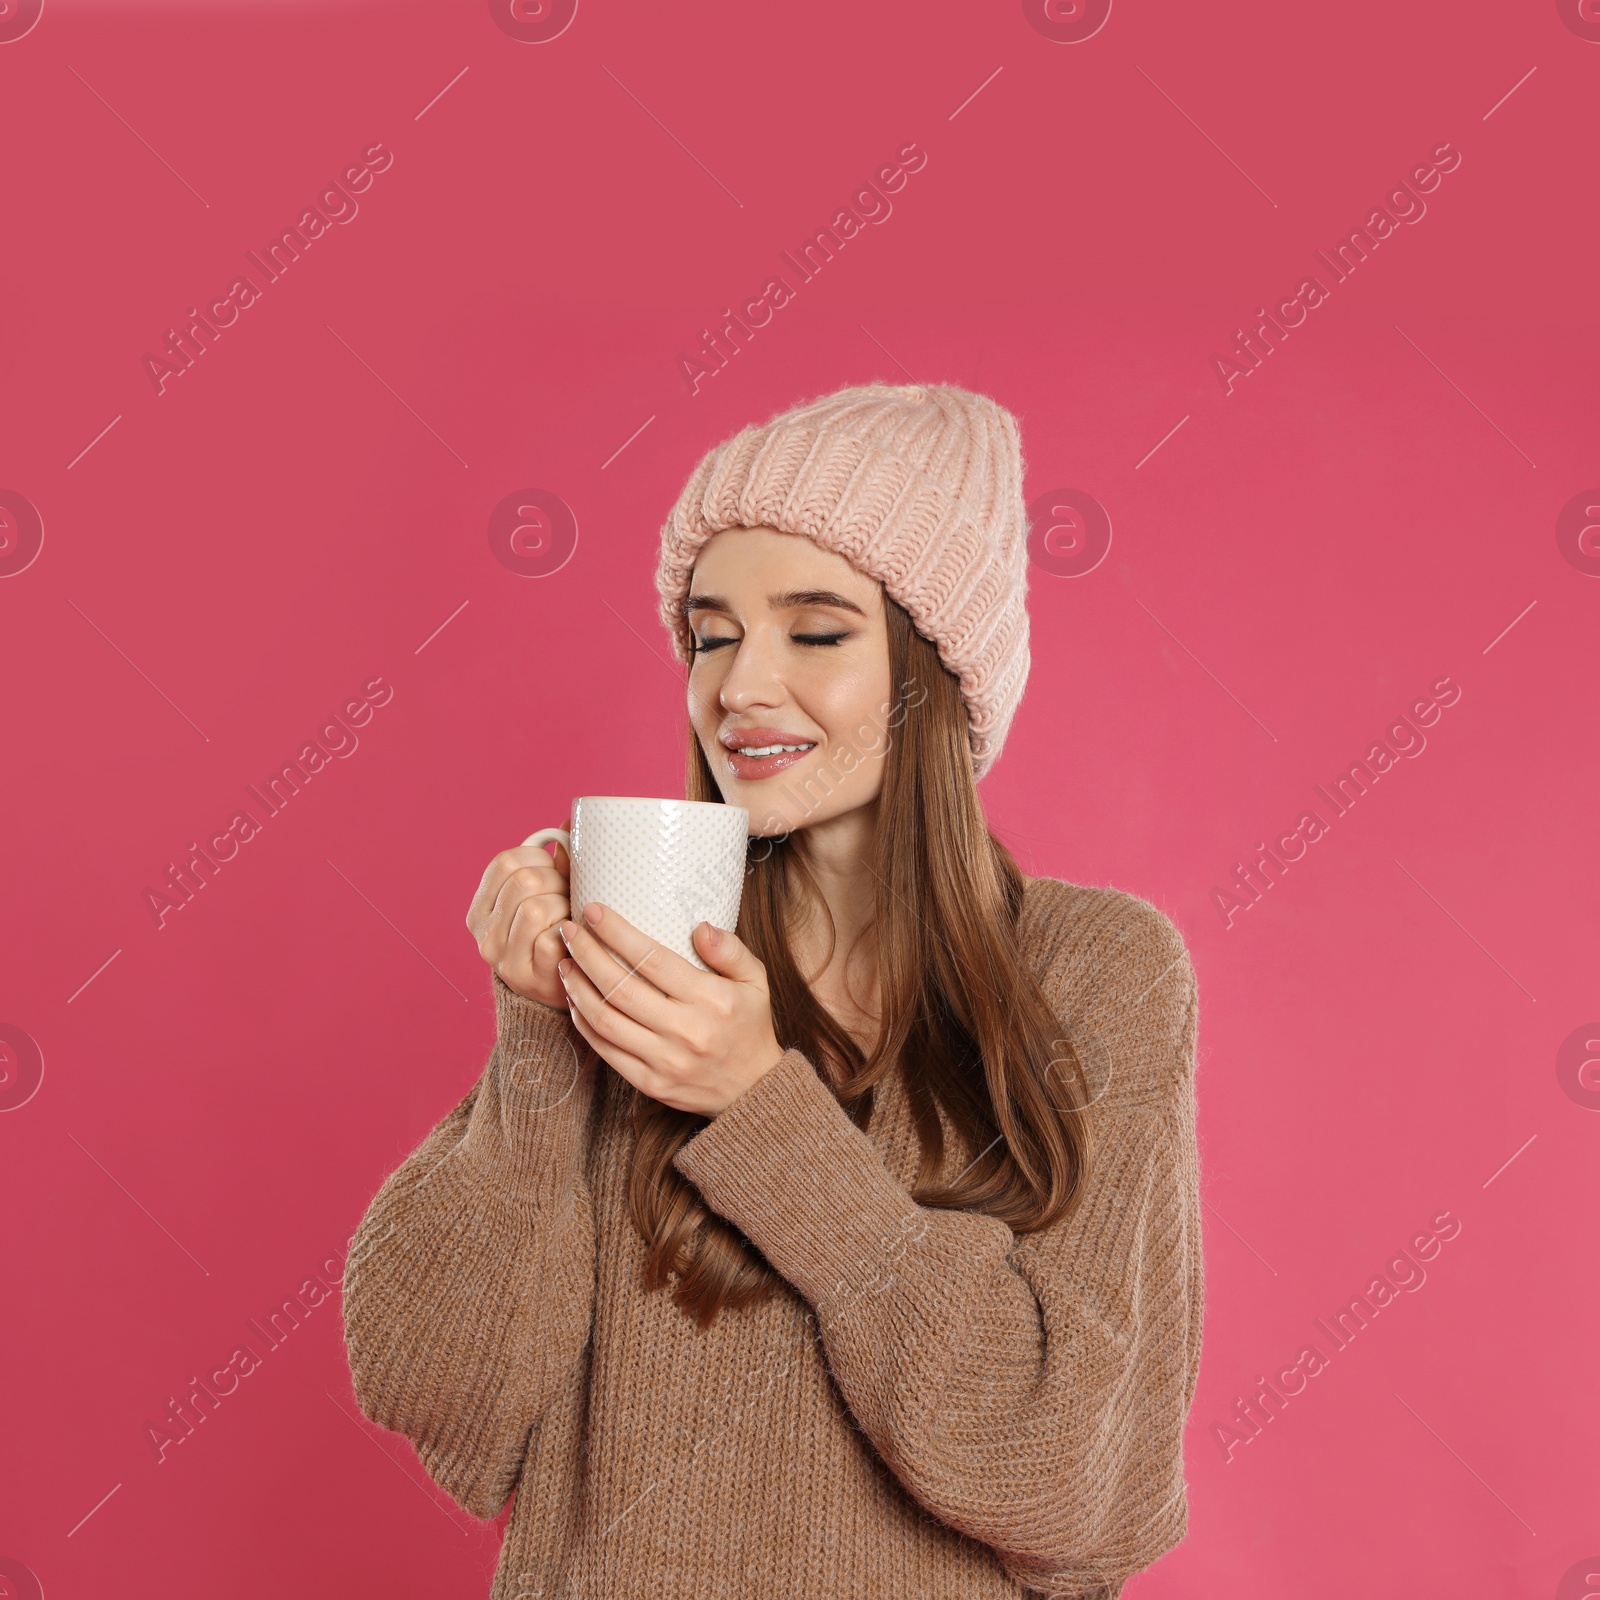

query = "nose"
(716, 623), (787, 716)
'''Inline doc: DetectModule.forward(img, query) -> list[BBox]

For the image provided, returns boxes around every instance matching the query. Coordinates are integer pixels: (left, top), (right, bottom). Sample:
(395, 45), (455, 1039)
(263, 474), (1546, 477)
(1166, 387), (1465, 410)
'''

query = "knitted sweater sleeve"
(671, 895), (1202, 1600)
(340, 974), (601, 1521)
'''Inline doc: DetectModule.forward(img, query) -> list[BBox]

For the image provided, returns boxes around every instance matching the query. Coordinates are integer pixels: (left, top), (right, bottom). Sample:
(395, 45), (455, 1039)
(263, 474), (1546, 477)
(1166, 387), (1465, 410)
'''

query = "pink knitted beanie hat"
(654, 382), (1031, 782)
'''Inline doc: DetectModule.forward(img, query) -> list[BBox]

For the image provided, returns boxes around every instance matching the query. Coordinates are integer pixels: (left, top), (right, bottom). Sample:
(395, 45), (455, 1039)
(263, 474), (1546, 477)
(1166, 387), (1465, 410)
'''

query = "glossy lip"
(717, 726), (820, 783)
(724, 744), (817, 781)
(719, 725), (818, 751)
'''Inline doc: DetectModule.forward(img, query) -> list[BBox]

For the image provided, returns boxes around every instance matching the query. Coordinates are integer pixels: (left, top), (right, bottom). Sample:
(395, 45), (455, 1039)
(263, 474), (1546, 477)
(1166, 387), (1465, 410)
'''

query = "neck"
(789, 800), (879, 982)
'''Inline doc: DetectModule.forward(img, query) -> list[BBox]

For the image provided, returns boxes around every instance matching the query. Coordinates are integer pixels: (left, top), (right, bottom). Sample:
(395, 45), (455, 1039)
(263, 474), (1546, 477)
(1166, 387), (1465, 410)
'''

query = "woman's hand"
(465, 824), (573, 1010)
(556, 903), (786, 1117)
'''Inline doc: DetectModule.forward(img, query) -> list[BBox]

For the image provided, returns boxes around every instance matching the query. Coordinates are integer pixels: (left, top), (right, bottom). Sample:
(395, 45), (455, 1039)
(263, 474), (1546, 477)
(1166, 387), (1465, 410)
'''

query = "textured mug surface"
(524, 796), (749, 971)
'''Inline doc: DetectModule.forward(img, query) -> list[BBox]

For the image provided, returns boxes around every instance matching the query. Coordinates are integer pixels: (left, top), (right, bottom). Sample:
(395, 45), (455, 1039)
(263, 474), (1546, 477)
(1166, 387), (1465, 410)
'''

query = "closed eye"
(691, 631), (850, 654)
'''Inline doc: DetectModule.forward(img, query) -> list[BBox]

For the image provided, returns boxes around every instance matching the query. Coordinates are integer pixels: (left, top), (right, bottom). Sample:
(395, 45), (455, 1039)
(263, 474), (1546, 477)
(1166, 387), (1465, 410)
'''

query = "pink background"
(2, 0), (1597, 1595)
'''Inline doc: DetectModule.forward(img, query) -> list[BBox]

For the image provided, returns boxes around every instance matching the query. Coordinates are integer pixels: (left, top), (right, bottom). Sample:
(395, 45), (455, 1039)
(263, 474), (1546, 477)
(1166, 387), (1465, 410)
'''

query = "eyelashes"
(690, 631), (850, 655)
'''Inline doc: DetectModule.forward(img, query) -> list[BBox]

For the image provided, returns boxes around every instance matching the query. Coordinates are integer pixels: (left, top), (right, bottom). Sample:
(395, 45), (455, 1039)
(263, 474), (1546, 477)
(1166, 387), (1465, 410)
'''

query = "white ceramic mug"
(524, 796), (750, 971)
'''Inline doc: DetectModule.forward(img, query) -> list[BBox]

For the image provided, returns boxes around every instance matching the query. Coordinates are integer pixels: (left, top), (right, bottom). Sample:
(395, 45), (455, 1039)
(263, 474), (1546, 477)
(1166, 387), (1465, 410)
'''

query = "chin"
(708, 751), (876, 833)
(761, 794), (875, 837)
(752, 821), (799, 840)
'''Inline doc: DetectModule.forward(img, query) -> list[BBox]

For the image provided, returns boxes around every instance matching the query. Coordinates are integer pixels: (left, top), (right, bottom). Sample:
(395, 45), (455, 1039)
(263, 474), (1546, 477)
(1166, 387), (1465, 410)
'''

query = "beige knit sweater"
(341, 874), (1203, 1599)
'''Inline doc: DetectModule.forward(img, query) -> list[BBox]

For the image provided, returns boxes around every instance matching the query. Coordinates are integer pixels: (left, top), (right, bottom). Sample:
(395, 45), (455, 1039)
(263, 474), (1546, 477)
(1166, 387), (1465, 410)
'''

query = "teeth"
(733, 743), (814, 758)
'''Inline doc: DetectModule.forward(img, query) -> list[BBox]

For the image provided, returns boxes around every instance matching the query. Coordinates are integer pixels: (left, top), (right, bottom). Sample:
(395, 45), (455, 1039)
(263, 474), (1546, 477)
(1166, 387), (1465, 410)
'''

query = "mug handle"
(522, 827), (571, 851)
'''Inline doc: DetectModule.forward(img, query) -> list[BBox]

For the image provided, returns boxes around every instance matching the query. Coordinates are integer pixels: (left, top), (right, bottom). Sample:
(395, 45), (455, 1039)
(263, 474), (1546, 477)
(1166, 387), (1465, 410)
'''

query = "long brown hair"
(620, 595), (1096, 1329)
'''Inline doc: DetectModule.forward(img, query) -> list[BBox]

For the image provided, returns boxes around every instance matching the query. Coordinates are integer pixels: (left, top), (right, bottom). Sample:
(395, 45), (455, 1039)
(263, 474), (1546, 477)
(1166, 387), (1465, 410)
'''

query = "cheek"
(806, 661), (892, 756)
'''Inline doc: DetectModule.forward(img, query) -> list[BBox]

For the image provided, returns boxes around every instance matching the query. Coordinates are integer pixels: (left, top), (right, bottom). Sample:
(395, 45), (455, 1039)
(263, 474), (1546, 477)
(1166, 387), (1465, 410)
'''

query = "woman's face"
(685, 526), (895, 837)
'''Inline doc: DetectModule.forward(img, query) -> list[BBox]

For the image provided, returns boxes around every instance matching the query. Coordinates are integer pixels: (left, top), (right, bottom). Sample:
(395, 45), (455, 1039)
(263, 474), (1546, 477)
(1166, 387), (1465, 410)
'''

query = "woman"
(341, 383), (1203, 1599)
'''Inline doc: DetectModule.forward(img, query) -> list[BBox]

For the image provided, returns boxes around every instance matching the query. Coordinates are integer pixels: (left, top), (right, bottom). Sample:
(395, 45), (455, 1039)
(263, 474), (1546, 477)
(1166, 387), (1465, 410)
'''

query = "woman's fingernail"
(559, 922), (573, 946)
(583, 902), (602, 926)
(558, 959), (572, 980)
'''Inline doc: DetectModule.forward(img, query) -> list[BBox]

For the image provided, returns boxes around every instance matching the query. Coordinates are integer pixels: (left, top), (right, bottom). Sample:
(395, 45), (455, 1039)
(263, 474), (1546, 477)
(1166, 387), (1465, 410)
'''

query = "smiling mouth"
(730, 741), (814, 758)
(722, 740), (818, 780)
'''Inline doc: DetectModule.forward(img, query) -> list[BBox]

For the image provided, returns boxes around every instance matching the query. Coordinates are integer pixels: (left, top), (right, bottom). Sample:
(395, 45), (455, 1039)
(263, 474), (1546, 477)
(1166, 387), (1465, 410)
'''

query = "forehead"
(690, 525), (880, 605)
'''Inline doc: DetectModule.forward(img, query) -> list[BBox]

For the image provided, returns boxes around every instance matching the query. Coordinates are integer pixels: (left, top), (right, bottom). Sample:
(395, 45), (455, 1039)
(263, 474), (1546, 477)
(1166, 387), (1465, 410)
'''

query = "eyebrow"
(680, 588), (868, 620)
